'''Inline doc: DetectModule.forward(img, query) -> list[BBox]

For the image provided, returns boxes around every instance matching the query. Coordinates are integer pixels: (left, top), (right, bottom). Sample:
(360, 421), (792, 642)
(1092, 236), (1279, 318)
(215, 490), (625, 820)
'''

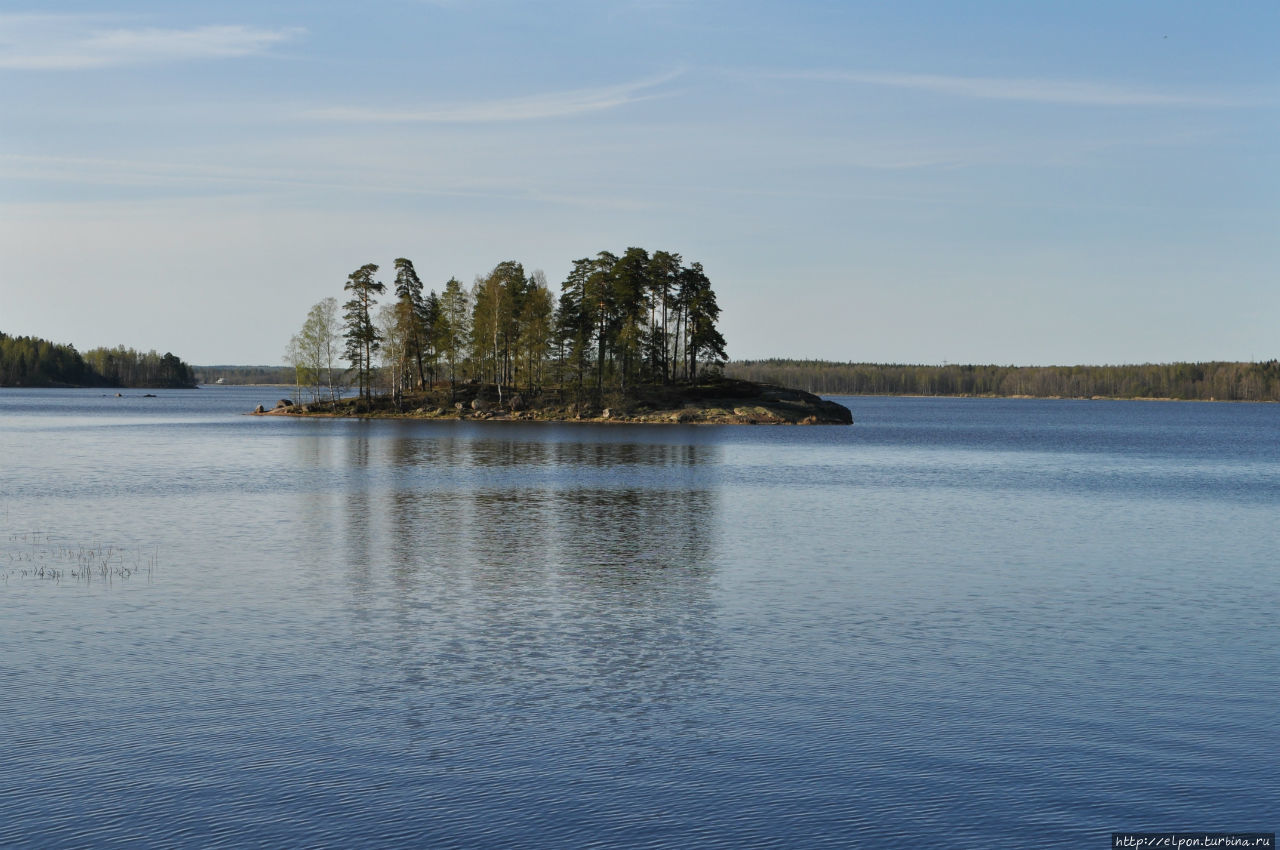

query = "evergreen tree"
(438, 277), (470, 391)
(647, 251), (682, 383)
(420, 289), (443, 386)
(342, 263), (385, 401)
(679, 262), (726, 381)
(392, 258), (428, 389)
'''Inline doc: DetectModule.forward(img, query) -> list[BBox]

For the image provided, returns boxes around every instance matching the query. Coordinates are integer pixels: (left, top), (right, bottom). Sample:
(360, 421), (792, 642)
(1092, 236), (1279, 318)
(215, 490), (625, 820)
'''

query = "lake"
(2, 387), (1277, 847)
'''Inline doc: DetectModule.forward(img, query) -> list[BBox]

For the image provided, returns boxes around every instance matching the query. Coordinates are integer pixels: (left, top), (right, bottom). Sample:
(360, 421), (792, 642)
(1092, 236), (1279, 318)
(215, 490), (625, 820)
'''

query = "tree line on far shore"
(725, 359), (1280, 402)
(286, 248), (727, 404)
(0, 332), (196, 388)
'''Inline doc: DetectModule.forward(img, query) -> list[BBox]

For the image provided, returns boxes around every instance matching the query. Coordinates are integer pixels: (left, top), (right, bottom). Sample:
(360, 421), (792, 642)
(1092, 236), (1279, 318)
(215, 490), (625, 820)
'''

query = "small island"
(255, 377), (853, 425)
(259, 249), (853, 426)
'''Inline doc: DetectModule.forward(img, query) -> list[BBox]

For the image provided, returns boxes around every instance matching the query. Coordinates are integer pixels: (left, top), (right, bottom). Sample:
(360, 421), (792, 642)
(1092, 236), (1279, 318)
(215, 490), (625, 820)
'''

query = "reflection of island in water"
(295, 426), (723, 734)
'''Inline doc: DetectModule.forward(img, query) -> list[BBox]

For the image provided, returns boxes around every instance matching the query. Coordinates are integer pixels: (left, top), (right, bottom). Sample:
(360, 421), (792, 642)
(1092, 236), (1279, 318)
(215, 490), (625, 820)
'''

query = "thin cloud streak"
(299, 70), (682, 123)
(772, 69), (1265, 108)
(0, 14), (301, 70)
(0, 152), (652, 211)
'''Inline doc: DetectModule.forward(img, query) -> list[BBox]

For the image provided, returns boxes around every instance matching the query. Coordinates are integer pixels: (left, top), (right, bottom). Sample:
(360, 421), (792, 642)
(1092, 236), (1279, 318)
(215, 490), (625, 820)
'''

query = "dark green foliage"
(393, 258), (429, 389)
(725, 359), (1280, 402)
(299, 247), (725, 404)
(551, 248), (727, 403)
(342, 263), (386, 401)
(0, 332), (196, 388)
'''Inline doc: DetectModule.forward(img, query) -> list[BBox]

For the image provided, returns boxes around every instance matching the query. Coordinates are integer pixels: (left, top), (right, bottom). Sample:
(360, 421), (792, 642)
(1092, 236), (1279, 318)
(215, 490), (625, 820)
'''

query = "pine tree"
(393, 258), (427, 389)
(342, 263), (385, 401)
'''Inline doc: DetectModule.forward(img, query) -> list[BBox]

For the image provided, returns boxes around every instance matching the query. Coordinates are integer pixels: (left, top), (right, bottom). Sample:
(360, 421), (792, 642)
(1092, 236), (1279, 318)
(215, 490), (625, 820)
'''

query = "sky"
(1, 1), (1276, 366)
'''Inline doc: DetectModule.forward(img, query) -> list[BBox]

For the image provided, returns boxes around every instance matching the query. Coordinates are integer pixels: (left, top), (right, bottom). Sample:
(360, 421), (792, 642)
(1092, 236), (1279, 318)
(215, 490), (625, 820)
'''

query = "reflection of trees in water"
(550, 440), (711, 470)
(341, 433), (374, 614)
(462, 437), (553, 469)
(539, 486), (720, 724)
(411, 483), (722, 739)
(309, 426), (724, 734)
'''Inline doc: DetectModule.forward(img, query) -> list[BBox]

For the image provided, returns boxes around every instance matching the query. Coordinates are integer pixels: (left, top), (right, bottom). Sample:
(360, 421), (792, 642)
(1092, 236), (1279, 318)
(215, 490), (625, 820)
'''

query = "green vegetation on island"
(725, 359), (1280, 402)
(265, 248), (851, 423)
(278, 248), (740, 406)
(0, 332), (197, 388)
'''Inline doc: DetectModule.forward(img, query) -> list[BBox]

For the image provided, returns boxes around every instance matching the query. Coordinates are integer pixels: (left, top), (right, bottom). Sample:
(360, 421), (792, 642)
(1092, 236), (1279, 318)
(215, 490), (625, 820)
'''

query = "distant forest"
(725, 359), (1280, 402)
(0, 332), (196, 388)
(193, 365), (295, 385)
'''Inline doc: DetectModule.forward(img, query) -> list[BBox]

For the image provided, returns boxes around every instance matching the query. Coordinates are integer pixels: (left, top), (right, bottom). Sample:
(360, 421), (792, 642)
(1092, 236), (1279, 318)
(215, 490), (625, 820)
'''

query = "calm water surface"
(3, 388), (1277, 847)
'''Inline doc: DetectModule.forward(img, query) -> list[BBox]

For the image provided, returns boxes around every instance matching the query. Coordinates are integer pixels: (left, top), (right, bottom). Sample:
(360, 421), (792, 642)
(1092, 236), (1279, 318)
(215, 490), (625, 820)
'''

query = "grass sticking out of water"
(3, 529), (158, 585)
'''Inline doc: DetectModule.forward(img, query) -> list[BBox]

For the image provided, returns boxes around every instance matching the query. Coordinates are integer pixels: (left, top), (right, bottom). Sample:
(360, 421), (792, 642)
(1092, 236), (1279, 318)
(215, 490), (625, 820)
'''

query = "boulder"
(734, 405), (780, 422)
(471, 398), (492, 411)
(601, 408), (612, 420)
(275, 399), (293, 409)
(509, 394), (525, 411)
(254, 404), (266, 414)
(454, 401), (465, 411)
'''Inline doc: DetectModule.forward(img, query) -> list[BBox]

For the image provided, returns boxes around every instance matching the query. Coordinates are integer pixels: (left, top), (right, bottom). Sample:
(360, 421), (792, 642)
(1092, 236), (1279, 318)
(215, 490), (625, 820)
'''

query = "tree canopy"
(298, 247), (728, 404)
(725, 359), (1280, 402)
(0, 332), (196, 388)
(342, 263), (387, 401)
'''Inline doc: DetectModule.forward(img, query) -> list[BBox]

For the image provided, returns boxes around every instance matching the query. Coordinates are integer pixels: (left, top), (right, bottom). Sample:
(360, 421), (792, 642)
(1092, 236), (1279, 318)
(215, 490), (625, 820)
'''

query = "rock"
(115, 393), (123, 397)
(509, 394), (525, 411)
(275, 399), (293, 409)
(670, 408), (699, 423)
(814, 399), (854, 424)
(471, 398), (492, 411)
(143, 393), (157, 398)
(435, 408), (446, 416)
(734, 405), (780, 421)
(601, 408), (612, 419)
(254, 404), (266, 414)
(454, 402), (465, 411)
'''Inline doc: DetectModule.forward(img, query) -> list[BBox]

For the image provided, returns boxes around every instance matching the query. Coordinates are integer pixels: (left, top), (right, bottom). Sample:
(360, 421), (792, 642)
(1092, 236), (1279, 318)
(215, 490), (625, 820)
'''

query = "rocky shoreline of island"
(251, 378), (853, 425)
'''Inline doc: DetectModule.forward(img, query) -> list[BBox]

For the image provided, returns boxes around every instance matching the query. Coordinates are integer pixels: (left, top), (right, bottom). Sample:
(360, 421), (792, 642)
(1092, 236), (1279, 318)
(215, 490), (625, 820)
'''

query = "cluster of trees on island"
(0, 332), (196, 388)
(286, 248), (727, 404)
(726, 359), (1280, 402)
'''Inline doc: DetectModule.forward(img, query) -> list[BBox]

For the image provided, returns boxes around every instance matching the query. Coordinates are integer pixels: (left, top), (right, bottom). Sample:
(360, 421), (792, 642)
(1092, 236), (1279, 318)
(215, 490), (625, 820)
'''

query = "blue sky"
(1, 1), (1276, 365)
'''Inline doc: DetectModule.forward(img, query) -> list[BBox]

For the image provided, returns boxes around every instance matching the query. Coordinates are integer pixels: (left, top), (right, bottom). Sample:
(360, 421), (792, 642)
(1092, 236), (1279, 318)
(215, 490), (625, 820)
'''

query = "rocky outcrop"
(250, 379), (852, 425)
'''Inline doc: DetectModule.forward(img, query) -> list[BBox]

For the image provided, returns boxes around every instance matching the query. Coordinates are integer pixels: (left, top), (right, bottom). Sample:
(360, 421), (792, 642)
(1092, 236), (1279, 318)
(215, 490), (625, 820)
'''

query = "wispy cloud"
(0, 149), (654, 211)
(0, 13), (301, 70)
(299, 70), (682, 123)
(771, 69), (1264, 108)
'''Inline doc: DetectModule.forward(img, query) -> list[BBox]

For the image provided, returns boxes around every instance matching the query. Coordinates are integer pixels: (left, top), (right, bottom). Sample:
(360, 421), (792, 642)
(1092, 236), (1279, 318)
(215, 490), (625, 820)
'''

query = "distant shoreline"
(826, 393), (1276, 403)
(724, 360), (1280, 403)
